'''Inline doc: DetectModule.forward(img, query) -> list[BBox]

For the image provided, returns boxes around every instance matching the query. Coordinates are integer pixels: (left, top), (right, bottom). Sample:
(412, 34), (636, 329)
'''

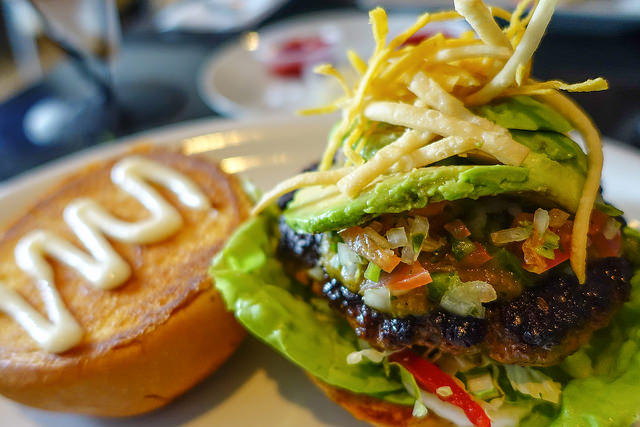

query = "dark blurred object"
(533, 28), (640, 149)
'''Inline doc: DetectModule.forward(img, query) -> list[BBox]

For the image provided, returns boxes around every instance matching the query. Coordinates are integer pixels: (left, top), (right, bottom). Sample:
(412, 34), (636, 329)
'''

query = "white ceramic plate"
(197, 11), (468, 117)
(0, 114), (639, 426)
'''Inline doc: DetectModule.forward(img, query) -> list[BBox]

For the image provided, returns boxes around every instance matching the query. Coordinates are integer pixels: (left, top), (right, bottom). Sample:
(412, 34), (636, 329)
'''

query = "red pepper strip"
(389, 349), (491, 427)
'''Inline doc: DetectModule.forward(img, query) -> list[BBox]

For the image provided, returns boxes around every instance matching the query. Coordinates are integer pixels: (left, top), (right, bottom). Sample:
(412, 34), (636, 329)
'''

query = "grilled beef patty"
(279, 220), (632, 366)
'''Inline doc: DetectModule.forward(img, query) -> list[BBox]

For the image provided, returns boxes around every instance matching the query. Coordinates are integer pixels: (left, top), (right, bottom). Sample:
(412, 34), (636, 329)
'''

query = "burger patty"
(279, 221), (633, 366)
(488, 257), (632, 365)
(322, 278), (487, 352)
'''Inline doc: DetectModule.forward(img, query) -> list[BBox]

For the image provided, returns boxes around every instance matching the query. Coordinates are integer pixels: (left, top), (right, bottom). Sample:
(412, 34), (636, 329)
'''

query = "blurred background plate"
(154, 0), (291, 33)
(197, 10), (468, 117)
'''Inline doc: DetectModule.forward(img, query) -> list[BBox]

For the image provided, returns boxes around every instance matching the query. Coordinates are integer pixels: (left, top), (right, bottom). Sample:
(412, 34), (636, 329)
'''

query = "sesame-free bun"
(309, 376), (455, 427)
(0, 147), (249, 416)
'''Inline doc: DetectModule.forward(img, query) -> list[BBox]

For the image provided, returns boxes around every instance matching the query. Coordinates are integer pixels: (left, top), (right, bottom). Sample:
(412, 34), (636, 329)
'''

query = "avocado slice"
(284, 151), (585, 233)
(510, 130), (587, 175)
(284, 96), (586, 234)
(473, 95), (573, 133)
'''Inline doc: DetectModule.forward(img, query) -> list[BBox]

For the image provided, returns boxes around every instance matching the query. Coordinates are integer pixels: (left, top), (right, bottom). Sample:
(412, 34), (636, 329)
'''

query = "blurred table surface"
(1, 0), (639, 182)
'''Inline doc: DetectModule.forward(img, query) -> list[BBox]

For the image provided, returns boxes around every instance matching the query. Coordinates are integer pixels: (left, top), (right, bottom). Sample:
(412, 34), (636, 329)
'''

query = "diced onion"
(337, 242), (362, 266)
(410, 216), (430, 254)
(364, 226), (392, 249)
(347, 348), (389, 365)
(533, 208), (550, 236)
(401, 243), (417, 264)
(386, 227), (409, 248)
(411, 216), (430, 235)
(436, 386), (454, 397)
(441, 280), (497, 318)
(364, 287), (392, 312)
(341, 227), (401, 273)
(490, 227), (531, 245)
(413, 400), (429, 418)
(417, 389), (473, 427)
(603, 217), (621, 240)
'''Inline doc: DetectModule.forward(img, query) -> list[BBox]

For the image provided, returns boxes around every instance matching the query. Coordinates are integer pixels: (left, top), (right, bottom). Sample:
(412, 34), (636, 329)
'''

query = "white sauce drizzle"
(0, 155), (211, 353)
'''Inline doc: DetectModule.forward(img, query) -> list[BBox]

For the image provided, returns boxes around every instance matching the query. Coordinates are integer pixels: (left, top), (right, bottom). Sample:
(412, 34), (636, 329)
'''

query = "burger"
(211, 1), (640, 425)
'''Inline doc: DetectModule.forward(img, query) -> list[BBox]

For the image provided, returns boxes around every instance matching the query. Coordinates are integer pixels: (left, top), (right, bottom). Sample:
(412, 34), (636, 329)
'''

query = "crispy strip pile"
(253, 0), (607, 282)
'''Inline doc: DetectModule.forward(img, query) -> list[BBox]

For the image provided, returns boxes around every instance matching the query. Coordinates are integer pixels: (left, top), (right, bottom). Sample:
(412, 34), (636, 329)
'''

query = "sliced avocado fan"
(284, 96), (587, 234)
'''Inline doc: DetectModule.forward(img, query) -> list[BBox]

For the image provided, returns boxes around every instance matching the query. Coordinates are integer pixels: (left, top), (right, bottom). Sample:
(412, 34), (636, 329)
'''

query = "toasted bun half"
(309, 376), (455, 427)
(0, 147), (249, 416)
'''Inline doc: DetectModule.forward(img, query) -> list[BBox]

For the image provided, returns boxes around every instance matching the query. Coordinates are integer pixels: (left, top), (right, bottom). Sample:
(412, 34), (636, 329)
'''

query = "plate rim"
(0, 113), (335, 201)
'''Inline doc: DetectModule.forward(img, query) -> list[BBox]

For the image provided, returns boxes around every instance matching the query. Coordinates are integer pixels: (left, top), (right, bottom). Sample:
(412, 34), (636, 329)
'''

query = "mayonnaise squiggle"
(0, 155), (211, 353)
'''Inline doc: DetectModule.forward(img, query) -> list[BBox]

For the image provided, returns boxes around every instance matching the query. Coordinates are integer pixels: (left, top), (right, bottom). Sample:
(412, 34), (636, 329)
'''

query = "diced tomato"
(545, 248), (570, 270)
(522, 229), (571, 274)
(588, 209), (622, 258)
(556, 221), (573, 253)
(459, 242), (493, 268)
(382, 262), (432, 294)
(445, 219), (471, 240)
(548, 208), (570, 228)
(390, 349), (491, 427)
(340, 226), (401, 273)
(521, 233), (548, 274)
(588, 209), (608, 235)
(410, 201), (447, 217)
(590, 229), (622, 258)
(513, 211), (574, 274)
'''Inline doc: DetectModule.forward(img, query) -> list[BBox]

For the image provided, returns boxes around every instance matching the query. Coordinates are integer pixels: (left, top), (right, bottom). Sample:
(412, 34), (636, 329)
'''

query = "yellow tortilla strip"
(466, 0), (558, 105)
(537, 91), (603, 283)
(337, 130), (432, 197)
(454, 0), (512, 49)
(252, 169), (352, 216)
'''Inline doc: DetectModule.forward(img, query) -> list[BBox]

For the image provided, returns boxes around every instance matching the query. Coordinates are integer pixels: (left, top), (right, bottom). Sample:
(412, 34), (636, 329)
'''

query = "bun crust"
(0, 147), (249, 416)
(309, 376), (455, 427)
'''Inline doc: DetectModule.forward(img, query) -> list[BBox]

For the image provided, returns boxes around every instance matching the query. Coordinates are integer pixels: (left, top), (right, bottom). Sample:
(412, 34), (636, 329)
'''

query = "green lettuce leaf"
(623, 226), (640, 267)
(212, 208), (640, 426)
(551, 269), (640, 427)
(210, 211), (409, 401)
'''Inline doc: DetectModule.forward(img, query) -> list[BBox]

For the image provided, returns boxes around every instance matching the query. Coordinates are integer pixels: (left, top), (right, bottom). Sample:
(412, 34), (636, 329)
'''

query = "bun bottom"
(309, 376), (455, 427)
(0, 288), (245, 416)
